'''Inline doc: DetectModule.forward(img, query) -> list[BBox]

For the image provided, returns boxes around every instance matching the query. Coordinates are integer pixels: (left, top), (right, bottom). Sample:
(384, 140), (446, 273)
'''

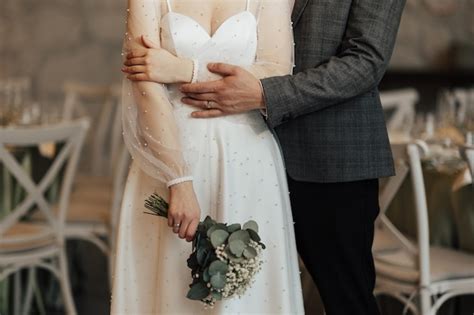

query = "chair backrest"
(62, 81), (121, 175)
(0, 119), (90, 249)
(380, 88), (419, 133)
(378, 141), (432, 287)
(451, 88), (474, 125)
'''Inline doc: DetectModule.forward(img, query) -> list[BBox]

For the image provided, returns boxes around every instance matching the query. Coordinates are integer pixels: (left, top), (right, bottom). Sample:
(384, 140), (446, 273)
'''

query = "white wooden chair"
(451, 88), (474, 126)
(380, 88), (419, 135)
(373, 144), (411, 255)
(374, 141), (474, 315)
(0, 119), (90, 315)
(59, 82), (129, 283)
(64, 145), (130, 283)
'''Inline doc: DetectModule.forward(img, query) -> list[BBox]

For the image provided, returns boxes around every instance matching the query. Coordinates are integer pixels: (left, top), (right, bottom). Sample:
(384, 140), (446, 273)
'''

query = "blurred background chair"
(0, 119), (90, 315)
(59, 82), (129, 284)
(61, 81), (122, 176)
(374, 141), (474, 315)
(380, 88), (419, 140)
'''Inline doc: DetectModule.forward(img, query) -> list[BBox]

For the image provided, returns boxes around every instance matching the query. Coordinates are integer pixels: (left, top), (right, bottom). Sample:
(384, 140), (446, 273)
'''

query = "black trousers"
(288, 176), (380, 315)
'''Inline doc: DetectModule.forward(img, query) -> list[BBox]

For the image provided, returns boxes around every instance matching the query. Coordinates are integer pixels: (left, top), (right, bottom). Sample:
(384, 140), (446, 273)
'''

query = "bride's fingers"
(122, 65), (146, 73)
(167, 213), (174, 228)
(126, 49), (147, 59)
(178, 218), (191, 239)
(172, 219), (183, 234)
(124, 57), (146, 66)
(126, 73), (149, 81)
(185, 219), (199, 242)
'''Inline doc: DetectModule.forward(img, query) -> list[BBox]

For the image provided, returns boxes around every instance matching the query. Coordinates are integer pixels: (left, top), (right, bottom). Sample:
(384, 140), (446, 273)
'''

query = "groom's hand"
(180, 63), (264, 118)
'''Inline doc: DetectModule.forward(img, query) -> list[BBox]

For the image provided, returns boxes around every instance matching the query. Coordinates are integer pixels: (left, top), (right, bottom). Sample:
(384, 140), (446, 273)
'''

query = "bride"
(111, 0), (304, 313)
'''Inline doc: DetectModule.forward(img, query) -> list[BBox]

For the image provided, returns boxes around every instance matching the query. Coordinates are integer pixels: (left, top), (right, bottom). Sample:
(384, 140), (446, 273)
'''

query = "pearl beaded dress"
(112, 0), (304, 313)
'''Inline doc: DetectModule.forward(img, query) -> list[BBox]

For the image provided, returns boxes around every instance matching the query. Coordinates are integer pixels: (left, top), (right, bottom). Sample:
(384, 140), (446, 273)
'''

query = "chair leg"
(420, 288), (431, 315)
(58, 250), (77, 315)
(21, 267), (35, 315)
(13, 272), (21, 315)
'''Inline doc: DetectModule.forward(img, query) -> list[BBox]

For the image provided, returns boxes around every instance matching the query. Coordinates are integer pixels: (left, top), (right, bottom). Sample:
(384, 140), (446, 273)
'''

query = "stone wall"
(391, 0), (474, 70)
(0, 0), (473, 103)
(0, 0), (126, 103)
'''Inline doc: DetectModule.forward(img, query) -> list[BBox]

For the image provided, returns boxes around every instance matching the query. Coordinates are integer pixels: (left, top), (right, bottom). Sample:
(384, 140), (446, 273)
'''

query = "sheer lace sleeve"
(245, 0), (294, 78)
(122, 0), (192, 187)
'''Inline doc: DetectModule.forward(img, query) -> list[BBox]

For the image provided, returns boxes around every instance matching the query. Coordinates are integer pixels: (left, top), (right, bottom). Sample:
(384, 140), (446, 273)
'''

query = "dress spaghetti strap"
(245, 0), (251, 11)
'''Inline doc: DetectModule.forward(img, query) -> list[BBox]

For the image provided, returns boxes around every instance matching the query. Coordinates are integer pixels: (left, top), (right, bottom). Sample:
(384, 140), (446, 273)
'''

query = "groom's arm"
(262, 0), (406, 128)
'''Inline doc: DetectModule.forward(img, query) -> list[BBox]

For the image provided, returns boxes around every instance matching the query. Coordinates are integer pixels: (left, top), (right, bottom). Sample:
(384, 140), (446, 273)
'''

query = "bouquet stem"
(144, 193), (169, 218)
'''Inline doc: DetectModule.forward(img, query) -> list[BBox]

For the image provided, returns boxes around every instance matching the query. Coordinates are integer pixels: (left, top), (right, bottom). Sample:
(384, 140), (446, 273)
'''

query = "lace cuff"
(166, 176), (194, 188)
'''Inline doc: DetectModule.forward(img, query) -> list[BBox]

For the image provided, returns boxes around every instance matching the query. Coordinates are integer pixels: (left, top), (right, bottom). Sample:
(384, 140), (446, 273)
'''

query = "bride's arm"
(123, 0), (200, 241)
(122, 34), (195, 84)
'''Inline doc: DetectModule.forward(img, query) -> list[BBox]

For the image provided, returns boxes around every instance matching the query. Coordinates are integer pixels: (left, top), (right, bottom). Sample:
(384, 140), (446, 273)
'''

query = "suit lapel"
(292, 0), (309, 25)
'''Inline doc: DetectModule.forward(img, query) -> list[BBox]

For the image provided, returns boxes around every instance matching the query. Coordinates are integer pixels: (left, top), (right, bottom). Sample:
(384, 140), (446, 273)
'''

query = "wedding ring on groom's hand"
(174, 223), (181, 228)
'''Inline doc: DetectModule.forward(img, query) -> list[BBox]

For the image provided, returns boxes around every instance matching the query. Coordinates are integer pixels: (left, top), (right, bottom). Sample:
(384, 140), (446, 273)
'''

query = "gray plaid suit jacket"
(261, 0), (406, 183)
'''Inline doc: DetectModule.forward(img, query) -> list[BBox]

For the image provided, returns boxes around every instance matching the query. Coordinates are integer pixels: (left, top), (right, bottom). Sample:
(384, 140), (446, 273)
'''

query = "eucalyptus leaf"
(193, 231), (201, 249)
(247, 229), (261, 242)
(187, 252), (199, 270)
(211, 290), (223, 301)
(208, 260), (228, 276)
(210, 230), (229, 248)
(243, 246), (258, 259)
(186, 282), (210, 300)
(197, 247), (208, 266)
(203, 268), (210, 282)
(198, 237), (212, 249)
(203, 216), (216, 230)
(228, 230), (250, 244)
(204, 251), (217, 267)
(243, 220), (259, 233)
(207, 223), (227, 238)
(229, 240), (246, 257)
(229, 255), (245, 263)
(227, 223), (241, 233)
(210, 272), (226, 289)
(197, 222), (207, 233)
(224, 245), (236, 258)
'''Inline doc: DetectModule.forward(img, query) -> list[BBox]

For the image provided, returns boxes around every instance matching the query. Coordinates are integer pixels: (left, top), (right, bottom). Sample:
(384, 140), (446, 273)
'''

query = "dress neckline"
(161, 11), (256, 40)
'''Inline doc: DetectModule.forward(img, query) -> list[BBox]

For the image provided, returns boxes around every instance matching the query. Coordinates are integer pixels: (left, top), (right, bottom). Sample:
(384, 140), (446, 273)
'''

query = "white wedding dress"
(111, 0), (304, 314)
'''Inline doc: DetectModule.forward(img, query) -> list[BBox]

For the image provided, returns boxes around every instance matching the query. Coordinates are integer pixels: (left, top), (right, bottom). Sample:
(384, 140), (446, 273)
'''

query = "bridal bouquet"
(145, 193), (266, 307)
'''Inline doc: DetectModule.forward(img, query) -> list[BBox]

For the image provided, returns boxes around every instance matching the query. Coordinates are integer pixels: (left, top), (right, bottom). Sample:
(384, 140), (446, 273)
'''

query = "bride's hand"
(167, 181), (201, 242)
(122, 35), (193, 84)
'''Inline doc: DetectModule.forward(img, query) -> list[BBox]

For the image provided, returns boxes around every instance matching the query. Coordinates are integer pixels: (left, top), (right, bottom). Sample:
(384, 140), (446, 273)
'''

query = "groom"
(180, 0), (406, 314)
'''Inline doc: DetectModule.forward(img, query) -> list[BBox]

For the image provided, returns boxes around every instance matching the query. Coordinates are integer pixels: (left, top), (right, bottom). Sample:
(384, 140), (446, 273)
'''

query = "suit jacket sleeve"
(260, 0), (406, 129)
